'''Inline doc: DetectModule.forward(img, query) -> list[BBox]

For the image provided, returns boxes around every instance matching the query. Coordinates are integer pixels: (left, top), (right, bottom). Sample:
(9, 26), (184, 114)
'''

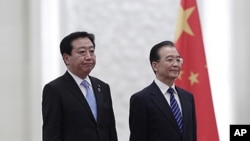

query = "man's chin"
(170, 72), (179, 76)
(169, 74), (179, 79)
(85, 69), (92, 73)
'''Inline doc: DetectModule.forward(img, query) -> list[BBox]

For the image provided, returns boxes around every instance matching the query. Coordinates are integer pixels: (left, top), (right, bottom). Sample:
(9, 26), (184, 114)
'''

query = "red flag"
(175, 0), (219, 141)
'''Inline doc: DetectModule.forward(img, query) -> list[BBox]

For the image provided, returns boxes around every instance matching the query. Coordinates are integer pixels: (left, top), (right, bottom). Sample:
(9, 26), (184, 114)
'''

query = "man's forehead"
(160, 47), (179, 53)
(75, 46), (94, 50)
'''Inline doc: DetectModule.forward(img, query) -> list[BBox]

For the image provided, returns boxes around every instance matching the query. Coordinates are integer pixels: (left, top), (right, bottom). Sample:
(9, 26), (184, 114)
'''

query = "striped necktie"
(168, 87), (183, 132)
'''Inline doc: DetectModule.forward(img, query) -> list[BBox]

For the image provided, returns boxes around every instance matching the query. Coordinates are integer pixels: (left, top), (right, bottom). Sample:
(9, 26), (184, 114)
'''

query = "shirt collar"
(67, 70), (92, 86)
(154, 77), (177, 94)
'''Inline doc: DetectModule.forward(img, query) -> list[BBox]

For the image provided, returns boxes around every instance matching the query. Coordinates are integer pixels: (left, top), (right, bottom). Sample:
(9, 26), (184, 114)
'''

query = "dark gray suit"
(42, 71), (118, 141)
(129, 81), (196, 141)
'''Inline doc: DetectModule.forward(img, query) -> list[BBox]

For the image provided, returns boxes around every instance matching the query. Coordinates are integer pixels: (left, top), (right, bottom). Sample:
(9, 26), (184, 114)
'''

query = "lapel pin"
(98, 85), (101, 92)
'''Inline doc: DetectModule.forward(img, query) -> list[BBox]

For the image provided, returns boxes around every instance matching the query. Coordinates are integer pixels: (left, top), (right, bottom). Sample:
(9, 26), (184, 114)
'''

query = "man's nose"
(85, 51), (91, 58)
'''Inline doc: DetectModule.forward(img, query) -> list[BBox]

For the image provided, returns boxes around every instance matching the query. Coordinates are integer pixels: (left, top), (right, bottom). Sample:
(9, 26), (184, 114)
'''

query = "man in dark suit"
(129, 41), (197, 141)
(42, 31), (118, 141)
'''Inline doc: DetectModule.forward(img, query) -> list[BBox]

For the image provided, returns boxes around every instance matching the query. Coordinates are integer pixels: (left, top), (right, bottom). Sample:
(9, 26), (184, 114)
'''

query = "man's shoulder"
(89, 75), (109, 85)
(132, 82), (156, 97)
(175, 86), (194, 97)
(44, 72), (70, 87)
(175, 86), (190, 93)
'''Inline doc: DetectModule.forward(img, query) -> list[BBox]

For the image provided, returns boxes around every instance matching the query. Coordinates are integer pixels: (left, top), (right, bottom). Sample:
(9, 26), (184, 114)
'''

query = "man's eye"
(166, 58), (173, 62)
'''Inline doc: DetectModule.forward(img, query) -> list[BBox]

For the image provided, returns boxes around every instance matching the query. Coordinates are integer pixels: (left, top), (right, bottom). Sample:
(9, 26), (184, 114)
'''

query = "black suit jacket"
(129, 81), (197, 141)
(42, 71), (118, 141)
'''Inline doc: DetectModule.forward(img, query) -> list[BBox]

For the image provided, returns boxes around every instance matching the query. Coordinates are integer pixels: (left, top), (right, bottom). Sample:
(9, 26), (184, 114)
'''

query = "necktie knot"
(167, 87), (175, 95)
(81, 80), (89, 88)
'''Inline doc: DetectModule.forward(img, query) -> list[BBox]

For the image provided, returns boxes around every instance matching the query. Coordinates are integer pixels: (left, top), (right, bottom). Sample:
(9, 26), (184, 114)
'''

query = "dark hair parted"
(60, 31), (95, 56)
(149, 40), (175, 65)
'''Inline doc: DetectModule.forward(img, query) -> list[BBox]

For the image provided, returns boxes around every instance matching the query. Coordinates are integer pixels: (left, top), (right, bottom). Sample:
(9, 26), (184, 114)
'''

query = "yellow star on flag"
(175, 6), (195, 41)
(188, 71), (199, 86)
(178, 70), (184, 80)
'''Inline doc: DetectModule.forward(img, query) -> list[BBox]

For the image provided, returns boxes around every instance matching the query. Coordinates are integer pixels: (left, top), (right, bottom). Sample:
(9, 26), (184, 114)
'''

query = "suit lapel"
(149, 82), (179, 131)
(62, 72), (97, 122)
(176, 87), (191, 134)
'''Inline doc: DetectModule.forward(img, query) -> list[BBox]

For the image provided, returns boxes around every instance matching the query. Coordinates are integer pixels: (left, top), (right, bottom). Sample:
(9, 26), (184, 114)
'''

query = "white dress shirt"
(67, 70), (93, 97)
(154, 78), (182, 113)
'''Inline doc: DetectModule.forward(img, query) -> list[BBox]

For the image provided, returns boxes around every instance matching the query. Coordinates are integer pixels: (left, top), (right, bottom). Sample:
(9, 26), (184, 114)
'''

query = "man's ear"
(63, 53), (69, 65)
(152, 61), (158, 72)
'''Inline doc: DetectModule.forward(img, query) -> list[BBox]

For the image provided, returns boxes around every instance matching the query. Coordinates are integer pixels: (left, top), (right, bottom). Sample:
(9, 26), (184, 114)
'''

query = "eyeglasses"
(158, 57), (183, 65)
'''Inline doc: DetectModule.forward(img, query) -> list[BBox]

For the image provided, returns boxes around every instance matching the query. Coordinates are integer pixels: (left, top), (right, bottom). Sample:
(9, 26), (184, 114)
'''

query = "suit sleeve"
(106, 84), (118, 141)
(191, 95), (197, 141)
(129, 94), (147, 141)
(42, 84), (62, 141)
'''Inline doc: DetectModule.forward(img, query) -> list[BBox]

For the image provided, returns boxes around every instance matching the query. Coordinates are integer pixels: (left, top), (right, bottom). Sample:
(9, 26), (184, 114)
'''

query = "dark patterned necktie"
(168, 87), (183, 132)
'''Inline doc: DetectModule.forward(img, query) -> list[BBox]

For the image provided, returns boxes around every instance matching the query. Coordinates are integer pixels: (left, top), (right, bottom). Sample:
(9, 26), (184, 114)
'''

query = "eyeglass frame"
(156, 56), (183, 65)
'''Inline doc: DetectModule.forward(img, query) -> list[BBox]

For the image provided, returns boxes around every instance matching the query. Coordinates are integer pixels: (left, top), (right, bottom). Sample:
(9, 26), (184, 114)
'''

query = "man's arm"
(42, 84), (62, 141)
(108, 87), (118, 141)
(129, 94), (147, 141)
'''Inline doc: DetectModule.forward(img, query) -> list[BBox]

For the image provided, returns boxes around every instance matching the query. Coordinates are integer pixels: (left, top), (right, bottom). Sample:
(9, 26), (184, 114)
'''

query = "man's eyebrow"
(165, 55), (181, 58)
(77, 46), (95, 49)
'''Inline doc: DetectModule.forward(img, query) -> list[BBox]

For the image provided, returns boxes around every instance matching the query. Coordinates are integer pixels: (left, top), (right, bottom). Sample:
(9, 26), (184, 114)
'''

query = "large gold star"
(188, 71), (199, 86)
(175, 6), (195, 41)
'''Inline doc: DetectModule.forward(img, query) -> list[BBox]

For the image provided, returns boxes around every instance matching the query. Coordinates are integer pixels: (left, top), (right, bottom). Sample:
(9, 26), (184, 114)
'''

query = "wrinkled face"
(63, 37), (96, 79)
(152, 46), (182, 81)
